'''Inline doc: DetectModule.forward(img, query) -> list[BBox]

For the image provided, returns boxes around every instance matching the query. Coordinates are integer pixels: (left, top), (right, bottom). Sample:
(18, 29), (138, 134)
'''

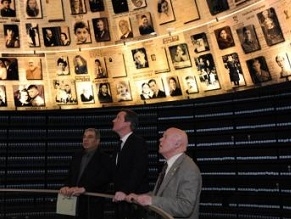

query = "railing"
(0, 189), (174, 219)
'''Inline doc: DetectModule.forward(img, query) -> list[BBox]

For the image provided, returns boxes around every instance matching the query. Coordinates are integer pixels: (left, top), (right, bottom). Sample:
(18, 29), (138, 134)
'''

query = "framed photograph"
(0, 57), (18, 80)
(130, 0), (146, 10)
(25, 58), (42, 80)
(76, 81), (94, 103)
(132, 47), (149, 69)
(89, 0), (105, 12)
(148, 78), (166, 98)
(214, 26), (235, 50)
(92, 17), (111, 42)
(135, 79), (154, 100)
(112, 0), (129, 14)
(183, 75), (199, 95)
(70, 0), (86, 15)
(42, 26), (70, 47)
(257, 8), (285, 46)
(97, 82), (113, 103)
(222, 53), (246, 87)
(105, 53), (127, 78)
(274, 53), (291, 81)
(116, 17), (134, 40)
(157, 0), (175, 25)
(25, 0), (43, 19)
(206, 0), (229, 15)
(169, 43), (191, 70)
(194, 53), (220, 91)
(137, 12), (155, 35)
(46, 0), (65, 21)
(115, 80), (132, 102)
(166, 76), (182, 97)
(73, 55), (87, 74)
(4, 24), (20, 48)
(0, 0), (16, 17)
(93, 57), (107, 79)
(236, 25), (261, 54)
(26, 23), (40, 47)
(73, 20), (92, 44)
(13, 84), (45, 107)
(191, 32), (210, 53)
(246, 56), (272, 84)
(0, 85), (7, 106)
(53, 80), (77, 104)
(56, 56), (70, 76)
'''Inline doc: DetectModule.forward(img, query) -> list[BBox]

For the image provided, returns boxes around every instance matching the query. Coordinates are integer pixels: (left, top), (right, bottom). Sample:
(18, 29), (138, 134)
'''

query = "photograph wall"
(0, 0), (290, 110)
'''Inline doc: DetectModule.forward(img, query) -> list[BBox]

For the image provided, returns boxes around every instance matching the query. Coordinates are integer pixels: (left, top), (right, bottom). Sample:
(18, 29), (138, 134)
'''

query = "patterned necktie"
(154, 162), (168, 195)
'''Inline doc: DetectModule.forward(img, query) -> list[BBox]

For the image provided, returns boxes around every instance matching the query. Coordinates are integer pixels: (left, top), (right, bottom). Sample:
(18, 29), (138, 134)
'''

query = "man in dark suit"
(59, 128), (112, 219)
(126, 127), (202, 219)
(0, 0), (16, 17)
(112, 109), (149, 219)
(148, 79), (166, 98)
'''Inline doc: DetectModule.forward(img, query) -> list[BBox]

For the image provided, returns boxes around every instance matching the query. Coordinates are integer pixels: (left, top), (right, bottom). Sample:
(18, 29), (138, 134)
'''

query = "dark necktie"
(77, 153), (90, 183)
(154, 162), (168, 195)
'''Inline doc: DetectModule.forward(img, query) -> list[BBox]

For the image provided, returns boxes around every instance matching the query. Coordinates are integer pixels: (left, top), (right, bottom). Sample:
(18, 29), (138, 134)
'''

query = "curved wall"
(0, 0), (290, 110)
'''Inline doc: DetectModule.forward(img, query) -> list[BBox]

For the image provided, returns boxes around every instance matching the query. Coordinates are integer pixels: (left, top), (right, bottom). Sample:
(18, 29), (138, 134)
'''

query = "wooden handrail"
(0, 188), (174, 219)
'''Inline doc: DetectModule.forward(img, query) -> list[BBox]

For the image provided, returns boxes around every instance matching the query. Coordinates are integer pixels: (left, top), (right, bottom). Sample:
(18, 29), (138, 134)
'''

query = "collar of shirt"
(166, 153), (183, 174)
(120, 132), (133, 150)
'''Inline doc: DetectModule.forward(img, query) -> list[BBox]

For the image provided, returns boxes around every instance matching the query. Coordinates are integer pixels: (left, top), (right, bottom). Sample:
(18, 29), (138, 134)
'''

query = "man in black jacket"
(59, 128), (112, 219)
(112, 109), (149, 219)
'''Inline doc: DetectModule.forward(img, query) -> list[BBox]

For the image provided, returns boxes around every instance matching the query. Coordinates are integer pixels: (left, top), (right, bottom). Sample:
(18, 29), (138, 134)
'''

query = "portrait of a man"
(132, 48), (149, 69)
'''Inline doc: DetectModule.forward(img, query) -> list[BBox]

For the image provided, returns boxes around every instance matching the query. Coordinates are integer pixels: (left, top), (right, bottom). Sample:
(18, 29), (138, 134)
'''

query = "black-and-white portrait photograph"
(157, 0), (175, 25)
(25, 0), (42, 18)
(42, 26), (70, 47)
(148, 78), (166, 98)
(76, 81), (94, 103)
(130, 0), (146, 10)
(13, 84), (45, 107)
(137, 12), (155, 35)
(92, 17), (111, 42)
(73, 20), (91, 45)
(257, 8), (285, 46)
(222, 53), (246, 87)
(195, 53), (220, 91)
(169, 43), (191, 69)
(275, 53), (291, 81)
(116, 17), (133, 40)
(167, 76), (182, 97)
(184, 75), (199, 95)
(246, 56), (272, 84)
(206, 0), (229, 15)
(0, 0), (16, 17)
(4, 24), (20, 48)
(112, 0), (129, 14)
(135, 80), (153, 100)
(191, 32), (210, 53)
(0, 57), (18, 80)
(0, 85), (7, 106)
(53, 80), (77, 104)
(236, 25), (261, 54)
(70, 0), (86, 15)
(89, 0), (104, 12)
(215, 26), (235, 50)
(116, 80), (132, 102)
(94, 57), (107, 79)
(97, 82), (113, 103)
(56, 56), (70, 76)
(25, 58), (42, 80)
(132, 47), (149, 69)
(26, 23), (40, 47)
(73, 55), (87, 74)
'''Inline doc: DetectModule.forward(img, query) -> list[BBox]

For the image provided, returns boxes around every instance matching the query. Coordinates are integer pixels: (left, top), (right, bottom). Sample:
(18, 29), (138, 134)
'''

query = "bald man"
(126, 127), (202, 219)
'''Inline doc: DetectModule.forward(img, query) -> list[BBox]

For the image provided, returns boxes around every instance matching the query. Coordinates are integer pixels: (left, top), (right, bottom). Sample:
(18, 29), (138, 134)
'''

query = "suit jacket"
(113, 133), (149, 194)
(152, 154), (202, 219)
(63, 148), (112, 219)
